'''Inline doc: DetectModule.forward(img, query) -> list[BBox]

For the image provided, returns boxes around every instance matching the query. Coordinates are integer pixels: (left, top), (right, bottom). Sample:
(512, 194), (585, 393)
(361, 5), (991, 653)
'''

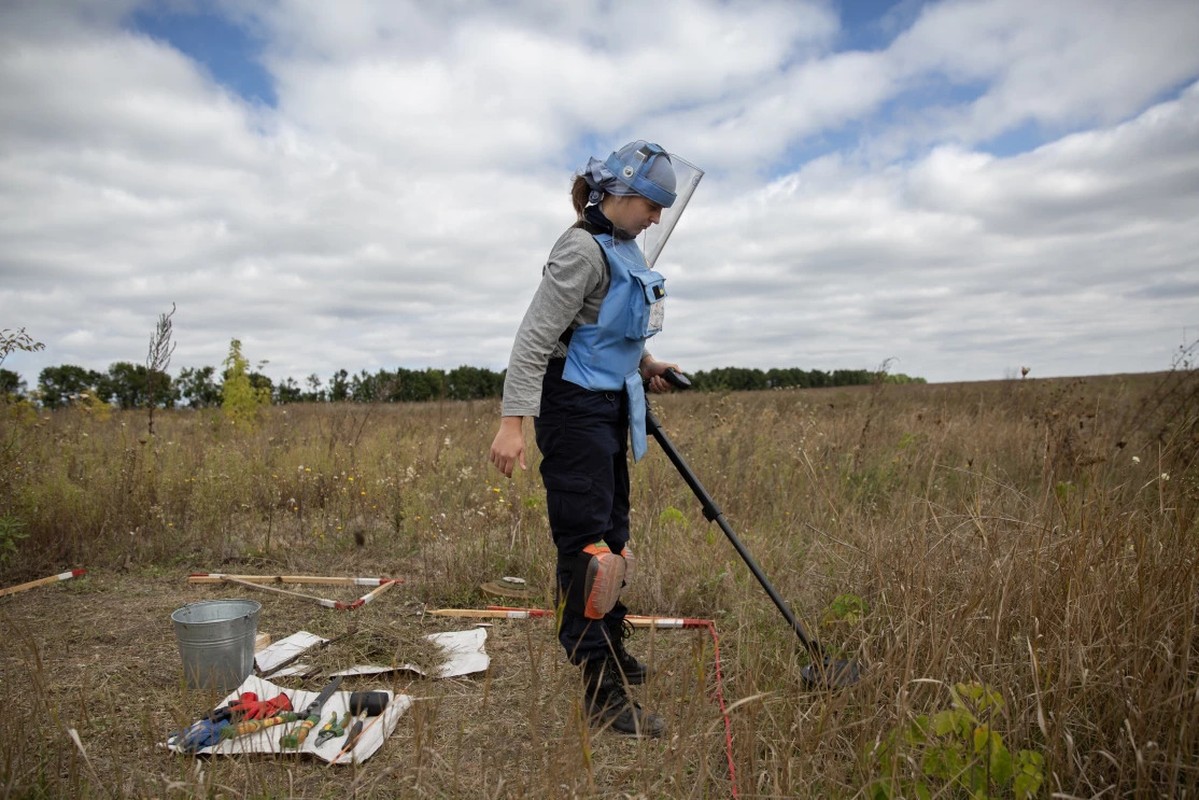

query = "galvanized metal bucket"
(171, 599), (261, 692)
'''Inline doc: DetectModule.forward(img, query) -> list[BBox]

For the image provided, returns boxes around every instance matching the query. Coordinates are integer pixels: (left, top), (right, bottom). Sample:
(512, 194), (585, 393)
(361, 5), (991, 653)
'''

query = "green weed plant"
(869, 682), (1045, 799)
(0, 514), (28, 568)
(221, 338), (271, 427)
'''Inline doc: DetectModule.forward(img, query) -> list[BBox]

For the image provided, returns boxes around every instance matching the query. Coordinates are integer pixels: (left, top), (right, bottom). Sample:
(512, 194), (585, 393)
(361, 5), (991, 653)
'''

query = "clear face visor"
(639, 154), (704, 267)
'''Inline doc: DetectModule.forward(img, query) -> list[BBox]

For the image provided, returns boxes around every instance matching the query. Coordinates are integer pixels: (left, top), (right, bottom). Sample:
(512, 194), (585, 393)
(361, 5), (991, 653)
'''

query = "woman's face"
(603, 194), (664, 236)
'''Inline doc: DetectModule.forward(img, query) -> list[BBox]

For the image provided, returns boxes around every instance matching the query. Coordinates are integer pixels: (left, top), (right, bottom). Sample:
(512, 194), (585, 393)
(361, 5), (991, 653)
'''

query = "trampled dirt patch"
(1, 565), (734, 798)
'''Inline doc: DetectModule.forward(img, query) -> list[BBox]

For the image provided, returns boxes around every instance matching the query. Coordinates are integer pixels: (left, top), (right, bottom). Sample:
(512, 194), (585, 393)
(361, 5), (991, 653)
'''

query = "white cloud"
(1, 0), (1197, 389)
(888, 0), (1199, 142)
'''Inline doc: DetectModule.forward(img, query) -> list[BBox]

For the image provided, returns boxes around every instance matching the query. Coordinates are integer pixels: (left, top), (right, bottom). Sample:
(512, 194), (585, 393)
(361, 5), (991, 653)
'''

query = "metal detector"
(648, 370), (862, 689)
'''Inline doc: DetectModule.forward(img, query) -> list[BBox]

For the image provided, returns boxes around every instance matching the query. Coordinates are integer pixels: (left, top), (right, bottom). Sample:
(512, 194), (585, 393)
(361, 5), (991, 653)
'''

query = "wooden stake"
(219, 576), (342, 608)
(433, 607), (708, 628)
(341, 579), (397, 609)
(0, 569), (86, 599)
(188, 573), (400, 587)
(214, 576), (400, 611)
(428, 608), (551, 620)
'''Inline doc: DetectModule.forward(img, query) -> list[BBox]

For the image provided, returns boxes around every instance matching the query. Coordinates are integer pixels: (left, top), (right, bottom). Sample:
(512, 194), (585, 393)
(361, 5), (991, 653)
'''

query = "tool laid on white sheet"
(280, 675), (344, 749)
(315, 712), (352, 746)
(332, 691), (390, 759)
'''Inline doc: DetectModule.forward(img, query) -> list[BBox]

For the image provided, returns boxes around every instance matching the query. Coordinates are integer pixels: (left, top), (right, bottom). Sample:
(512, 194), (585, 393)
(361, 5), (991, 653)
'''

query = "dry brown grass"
(0, 369), (1196, 798)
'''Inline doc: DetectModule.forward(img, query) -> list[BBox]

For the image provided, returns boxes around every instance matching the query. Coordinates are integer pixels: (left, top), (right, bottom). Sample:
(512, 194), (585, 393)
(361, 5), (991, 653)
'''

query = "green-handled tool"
(315, 711), (351, 746)
(280, 676), (343, 749)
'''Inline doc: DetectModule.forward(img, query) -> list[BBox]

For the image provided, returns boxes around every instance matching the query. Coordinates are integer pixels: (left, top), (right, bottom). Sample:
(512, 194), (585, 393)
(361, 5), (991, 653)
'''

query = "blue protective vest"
(562, 233), (666, 461)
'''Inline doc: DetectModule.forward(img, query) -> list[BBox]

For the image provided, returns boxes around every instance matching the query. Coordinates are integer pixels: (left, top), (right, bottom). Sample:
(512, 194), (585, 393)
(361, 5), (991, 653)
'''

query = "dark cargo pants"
(534, 358), (630, 665)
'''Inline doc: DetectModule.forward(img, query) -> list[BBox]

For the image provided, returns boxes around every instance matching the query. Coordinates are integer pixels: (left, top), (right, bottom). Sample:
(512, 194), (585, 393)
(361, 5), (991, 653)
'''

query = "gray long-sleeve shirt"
(501, 226), (649, 417)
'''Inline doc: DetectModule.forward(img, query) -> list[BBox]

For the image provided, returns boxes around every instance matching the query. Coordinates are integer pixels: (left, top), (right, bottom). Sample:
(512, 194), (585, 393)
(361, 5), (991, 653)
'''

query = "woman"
(489, 140), (688, 738)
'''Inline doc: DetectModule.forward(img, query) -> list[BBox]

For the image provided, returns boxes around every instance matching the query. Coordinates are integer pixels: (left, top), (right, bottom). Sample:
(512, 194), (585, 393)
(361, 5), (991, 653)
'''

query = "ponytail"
(570, 175), (592, 220)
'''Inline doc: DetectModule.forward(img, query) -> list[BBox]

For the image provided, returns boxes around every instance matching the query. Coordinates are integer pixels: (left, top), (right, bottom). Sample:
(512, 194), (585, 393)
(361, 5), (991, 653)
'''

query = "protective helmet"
(602, 141), (677, 208)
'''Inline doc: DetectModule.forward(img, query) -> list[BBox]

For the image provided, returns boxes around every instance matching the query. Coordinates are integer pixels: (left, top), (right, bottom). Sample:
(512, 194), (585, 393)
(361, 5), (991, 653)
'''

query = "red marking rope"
(703, 619), (738, 799)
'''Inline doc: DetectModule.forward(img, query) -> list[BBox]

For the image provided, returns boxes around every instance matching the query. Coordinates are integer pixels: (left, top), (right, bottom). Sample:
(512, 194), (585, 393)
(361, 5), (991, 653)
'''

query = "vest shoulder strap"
(559, 222), (612, 346)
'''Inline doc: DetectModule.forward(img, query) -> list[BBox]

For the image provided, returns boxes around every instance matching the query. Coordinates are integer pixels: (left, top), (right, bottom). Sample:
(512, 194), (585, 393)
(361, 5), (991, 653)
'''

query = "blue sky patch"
(979, 118), (1050, 158)
(835, 0), (927, 52)
(127, 5), (275, 106)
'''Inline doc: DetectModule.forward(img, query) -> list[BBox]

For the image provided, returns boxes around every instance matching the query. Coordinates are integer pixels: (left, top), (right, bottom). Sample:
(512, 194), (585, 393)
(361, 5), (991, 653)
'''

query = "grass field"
(1, 369), (1196, 798)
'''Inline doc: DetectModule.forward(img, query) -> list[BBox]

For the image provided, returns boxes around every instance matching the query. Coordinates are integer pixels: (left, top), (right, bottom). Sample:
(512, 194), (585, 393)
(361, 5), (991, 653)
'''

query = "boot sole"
(591, 715), (666, 738)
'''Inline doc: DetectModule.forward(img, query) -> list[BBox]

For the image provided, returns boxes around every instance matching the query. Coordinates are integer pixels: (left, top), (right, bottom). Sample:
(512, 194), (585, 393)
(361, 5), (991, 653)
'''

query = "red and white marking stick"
(339, 578), (397, 610)
(626, 615), (711, 629)
(0, 569), (87, 599)
(429, 608), (552, 620)
(431, 606), (711, 629)
(188, 573), (400, 587)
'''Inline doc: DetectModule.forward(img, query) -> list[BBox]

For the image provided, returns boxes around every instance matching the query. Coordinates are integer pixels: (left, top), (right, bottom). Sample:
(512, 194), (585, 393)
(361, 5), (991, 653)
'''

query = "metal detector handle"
(644, 403), (825, 659)
(662, 368), (692, 390)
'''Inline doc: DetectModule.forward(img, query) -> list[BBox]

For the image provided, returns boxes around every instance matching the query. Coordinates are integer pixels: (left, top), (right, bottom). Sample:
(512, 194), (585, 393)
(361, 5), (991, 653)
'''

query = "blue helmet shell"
(603, 141), (677, 208)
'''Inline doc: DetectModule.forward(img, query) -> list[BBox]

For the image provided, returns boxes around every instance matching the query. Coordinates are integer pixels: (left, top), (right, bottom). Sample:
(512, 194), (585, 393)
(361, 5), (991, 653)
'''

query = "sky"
(2, 0), (1198, 390)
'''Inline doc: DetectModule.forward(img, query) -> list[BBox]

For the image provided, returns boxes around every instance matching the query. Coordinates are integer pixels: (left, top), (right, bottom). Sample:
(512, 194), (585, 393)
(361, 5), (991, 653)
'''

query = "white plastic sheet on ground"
(329, 627), (491, 678)
(255, 630), (327, 674)
(166, 675), (411, 764)
(425, 628), (490, 678)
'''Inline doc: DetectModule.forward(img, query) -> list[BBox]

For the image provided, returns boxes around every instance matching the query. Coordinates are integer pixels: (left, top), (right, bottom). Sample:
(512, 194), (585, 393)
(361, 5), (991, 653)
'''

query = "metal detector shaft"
(645, 406), (825, 659)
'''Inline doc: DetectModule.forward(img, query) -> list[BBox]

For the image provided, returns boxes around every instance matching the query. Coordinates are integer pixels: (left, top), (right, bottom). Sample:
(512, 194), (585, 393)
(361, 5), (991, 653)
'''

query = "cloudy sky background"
(2, 0), (1197, 390)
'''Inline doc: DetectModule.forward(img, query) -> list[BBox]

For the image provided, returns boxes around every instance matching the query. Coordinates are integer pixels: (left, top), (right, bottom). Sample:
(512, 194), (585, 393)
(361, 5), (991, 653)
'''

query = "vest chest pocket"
(626, 271), (667, 340)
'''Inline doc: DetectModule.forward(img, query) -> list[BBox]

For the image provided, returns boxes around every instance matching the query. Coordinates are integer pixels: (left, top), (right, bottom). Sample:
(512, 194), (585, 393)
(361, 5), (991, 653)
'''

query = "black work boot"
(606, 618), (648, 685)
(582, 659), (665, 738)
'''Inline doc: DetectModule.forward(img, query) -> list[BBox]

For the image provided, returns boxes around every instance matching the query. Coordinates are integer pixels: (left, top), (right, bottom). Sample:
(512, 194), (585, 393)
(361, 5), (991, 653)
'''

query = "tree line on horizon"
(0, 360), (925, 409)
